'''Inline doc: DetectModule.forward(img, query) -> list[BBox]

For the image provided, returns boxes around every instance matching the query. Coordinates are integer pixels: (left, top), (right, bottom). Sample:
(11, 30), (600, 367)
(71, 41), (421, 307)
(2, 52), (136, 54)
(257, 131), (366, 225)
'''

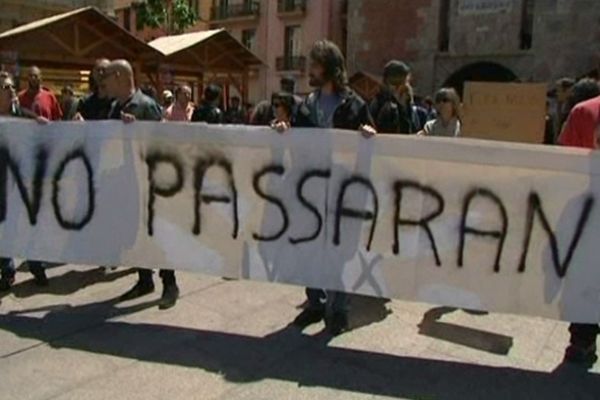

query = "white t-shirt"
(423, 118), (461, 137)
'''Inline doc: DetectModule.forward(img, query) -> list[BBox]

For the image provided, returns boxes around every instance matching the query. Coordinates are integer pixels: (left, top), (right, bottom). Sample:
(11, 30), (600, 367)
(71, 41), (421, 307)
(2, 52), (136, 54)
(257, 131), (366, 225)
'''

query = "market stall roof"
(0, 7), (162, 69)
(148, 29), (264, 74)
(349, 71), (383, 101)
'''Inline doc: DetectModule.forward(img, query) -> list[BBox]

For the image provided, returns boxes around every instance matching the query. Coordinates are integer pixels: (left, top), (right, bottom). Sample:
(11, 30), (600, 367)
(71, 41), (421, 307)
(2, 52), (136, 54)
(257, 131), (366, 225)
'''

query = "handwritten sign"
(0, 119), (599, 323)
(462, 82), (547, 143)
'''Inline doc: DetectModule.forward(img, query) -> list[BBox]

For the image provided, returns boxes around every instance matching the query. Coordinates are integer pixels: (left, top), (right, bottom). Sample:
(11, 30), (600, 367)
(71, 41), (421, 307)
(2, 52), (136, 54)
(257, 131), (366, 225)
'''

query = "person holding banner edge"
(0, 71), (61, 290)
(100, 59), (180, 310)
(273, 40), (377, 336)
(557, 89), (600, 366)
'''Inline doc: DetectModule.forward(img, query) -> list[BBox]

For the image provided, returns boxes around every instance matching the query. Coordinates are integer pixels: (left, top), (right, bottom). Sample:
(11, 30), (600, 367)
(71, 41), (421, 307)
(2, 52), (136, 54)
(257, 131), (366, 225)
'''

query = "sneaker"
(325, 312), (350, 336)
(292, 308), (325, 328)
(564, 343), (598, 366)
(0, 275), (15, 292)
(159, 283), (179, 310)
(119, 280), (155, 302)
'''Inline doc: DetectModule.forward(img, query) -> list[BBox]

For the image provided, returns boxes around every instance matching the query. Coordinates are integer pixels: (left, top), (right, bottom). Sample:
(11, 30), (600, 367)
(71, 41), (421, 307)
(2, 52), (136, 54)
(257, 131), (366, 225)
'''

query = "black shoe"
(325, 312), (349, 336)
(292, 308), (325, 328)
(120, 281), (155, 302)
(159, 284), (179, 310)
(564, 343), (598, 367)
(0, 275), (15, 292)
(32, 269), (49, 287)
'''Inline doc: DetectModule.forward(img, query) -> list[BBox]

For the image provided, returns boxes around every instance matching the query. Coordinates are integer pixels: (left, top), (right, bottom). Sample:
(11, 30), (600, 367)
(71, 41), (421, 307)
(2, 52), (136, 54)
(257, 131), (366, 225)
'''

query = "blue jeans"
(306, 288), (349, 316)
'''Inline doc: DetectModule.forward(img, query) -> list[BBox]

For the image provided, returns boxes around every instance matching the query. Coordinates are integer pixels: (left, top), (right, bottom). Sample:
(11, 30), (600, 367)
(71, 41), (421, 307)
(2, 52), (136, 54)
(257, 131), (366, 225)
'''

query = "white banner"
(0, 119), (599, 323)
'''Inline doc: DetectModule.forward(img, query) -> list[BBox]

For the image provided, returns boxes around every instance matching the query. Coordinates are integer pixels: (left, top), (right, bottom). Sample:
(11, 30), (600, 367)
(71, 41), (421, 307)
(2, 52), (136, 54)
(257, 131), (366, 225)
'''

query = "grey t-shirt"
(317, 92), (342, 128)
(423, 118), (461, 137)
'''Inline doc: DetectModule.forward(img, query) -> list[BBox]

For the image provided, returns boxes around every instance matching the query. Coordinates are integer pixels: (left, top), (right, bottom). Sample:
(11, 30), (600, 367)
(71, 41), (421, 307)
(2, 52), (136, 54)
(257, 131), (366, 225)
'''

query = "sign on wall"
(458, 0), (514, 15)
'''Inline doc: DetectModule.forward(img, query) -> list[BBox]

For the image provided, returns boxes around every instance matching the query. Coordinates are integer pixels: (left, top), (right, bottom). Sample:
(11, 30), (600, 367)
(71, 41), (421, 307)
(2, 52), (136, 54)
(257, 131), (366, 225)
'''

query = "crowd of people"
(0, 38), (599, 367)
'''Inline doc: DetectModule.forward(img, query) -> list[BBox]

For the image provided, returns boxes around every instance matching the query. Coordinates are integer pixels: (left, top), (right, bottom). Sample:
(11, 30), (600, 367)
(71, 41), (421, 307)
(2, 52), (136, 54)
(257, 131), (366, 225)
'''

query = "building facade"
(207, 0), (346, 103)
(114, 0), (346, 103)
(0, 0), (115, 32)
(347, 0), (600, 96)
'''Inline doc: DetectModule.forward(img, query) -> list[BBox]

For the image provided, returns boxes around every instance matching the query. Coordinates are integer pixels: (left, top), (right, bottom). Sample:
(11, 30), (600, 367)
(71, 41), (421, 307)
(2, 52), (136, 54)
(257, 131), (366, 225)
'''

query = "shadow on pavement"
(419, 307), (514, 355)
(0, 267), (136, 302)
(0, 299), (598, 400)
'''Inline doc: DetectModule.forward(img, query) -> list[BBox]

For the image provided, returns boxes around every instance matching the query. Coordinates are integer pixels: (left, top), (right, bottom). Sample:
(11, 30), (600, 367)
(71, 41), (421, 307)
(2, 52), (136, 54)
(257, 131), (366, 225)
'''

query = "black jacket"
(192, 102), (223, 124)
(108, 89), (162, 122)
(294, 87), (373, 130)
(369, 89), (420, 134)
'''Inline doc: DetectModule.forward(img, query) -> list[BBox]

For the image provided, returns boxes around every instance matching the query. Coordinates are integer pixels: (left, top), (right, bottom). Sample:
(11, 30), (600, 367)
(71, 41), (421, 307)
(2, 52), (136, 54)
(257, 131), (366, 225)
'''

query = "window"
(242, 29), (256, 51)
(123, 7), (131, 32)
(284, 25), (302, 58)
(520, 0), (535, 50)
(438, 0), (450, 52)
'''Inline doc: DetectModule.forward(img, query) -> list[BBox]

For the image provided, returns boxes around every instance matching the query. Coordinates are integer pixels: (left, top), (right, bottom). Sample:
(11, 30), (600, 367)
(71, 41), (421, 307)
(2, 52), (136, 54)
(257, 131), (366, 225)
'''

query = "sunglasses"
(0, 84), (13, 90)
(273, 101), (283, 108)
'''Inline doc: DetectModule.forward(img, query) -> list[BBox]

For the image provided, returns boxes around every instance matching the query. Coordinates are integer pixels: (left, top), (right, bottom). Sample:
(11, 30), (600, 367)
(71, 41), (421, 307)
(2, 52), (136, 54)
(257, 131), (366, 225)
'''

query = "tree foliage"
(135, 0), (197, 35)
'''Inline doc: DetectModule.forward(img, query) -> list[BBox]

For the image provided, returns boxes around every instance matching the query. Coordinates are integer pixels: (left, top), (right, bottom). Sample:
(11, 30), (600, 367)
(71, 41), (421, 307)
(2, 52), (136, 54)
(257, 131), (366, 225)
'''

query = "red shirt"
(18, 88), (63, 120)
(558, 95), (600, 150)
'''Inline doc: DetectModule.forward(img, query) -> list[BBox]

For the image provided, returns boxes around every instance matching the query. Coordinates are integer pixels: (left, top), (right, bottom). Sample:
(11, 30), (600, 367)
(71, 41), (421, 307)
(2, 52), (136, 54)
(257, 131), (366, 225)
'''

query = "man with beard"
(369, 60), (421, 134)
(273, 40), (376, 336)
(74, 58), (113, 121)
(101, 59), (179, 309)
(18, 66), (62, 122)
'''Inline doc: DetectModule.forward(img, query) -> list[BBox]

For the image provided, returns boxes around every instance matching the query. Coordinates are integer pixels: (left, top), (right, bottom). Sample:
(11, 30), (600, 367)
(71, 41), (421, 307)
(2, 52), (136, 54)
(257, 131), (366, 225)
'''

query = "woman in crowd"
(269, 92), (295, 132)
(418, 88), (461, 137)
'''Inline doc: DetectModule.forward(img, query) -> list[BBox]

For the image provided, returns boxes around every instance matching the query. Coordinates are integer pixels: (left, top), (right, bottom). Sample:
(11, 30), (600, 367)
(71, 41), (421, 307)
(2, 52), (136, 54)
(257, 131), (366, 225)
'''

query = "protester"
(417, 88), (461, 137)
(60, 85), (79, 121)
(251, 76), (302, 126)
(224, 96), (246, 124)
(0, 73), (50, 289)
(74, 58), (113, 121)
(269, 92), (295, 131)
(18, 66), (62, 121)
(369, 60), (421, 134)
(556, 92), (600, 366)
(101, 59), (179, 309)
(423, 96), (437, 121)
(0, 73), (19, 291)
(564, 78), (600, 118)
(274, 39), (376, 336)
(191, 84), (223, 124)
(163, 84), (194, 122)
(162, 89), (174, 109)
(554, 77), (576, 134)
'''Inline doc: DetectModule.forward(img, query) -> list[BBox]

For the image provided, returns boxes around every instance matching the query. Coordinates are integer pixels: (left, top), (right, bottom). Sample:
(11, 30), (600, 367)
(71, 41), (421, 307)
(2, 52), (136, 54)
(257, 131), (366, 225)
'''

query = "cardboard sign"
(0, 119), (599, 323)
(462, 82), (547, 144)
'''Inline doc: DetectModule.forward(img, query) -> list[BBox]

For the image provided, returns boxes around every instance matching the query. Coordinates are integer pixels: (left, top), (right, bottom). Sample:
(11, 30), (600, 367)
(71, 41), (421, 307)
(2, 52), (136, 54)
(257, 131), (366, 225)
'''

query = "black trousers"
(138, 269), (176, 286)
(569, 323), (600, 347)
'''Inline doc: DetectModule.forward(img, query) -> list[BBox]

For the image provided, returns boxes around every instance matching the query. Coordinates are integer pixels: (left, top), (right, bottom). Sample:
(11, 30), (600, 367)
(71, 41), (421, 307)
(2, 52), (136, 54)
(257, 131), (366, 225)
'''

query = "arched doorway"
(444, 62), (518, 96)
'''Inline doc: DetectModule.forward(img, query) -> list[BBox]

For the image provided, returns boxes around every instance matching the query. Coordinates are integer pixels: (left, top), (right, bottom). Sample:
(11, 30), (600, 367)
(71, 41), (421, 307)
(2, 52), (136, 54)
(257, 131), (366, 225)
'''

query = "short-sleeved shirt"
(423, 118), (461, 137)
(164, 102), (194, 122)
(558, 96), (600, 149)
(18, 88), (62, 120)
(108, 89), (162, 122)
(77, 92), (113, 120)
